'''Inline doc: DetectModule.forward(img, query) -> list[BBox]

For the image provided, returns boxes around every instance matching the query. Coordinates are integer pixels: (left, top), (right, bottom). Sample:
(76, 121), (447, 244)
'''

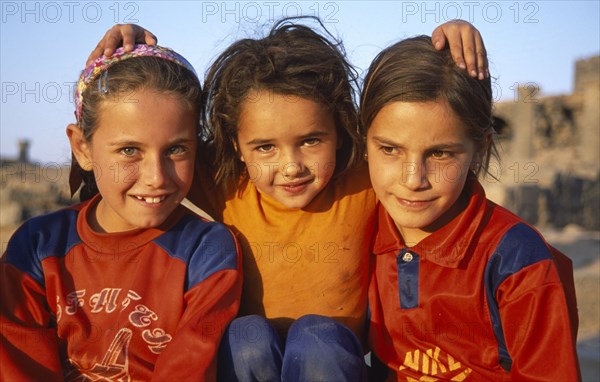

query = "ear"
(232, 139), (245, 163)
(66, 124), (94, 171)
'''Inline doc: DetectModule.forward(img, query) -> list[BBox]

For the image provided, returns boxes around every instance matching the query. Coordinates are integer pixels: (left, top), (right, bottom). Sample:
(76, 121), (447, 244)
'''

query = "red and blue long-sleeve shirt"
(1, 195), (242, 381)
(369, 178), (580, 381)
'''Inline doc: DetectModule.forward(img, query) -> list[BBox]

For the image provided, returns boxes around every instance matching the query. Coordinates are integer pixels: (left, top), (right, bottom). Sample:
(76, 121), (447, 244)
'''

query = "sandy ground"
(1, 224), (599, 379)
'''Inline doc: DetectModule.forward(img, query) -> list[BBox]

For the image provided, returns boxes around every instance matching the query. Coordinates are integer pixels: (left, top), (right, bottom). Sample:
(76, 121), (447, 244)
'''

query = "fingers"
(86, 43), (106, 67)
(104, 24), (130, 55)
(460, 25), (489, 79)
(84, 24), (158, 67)
(474, 30), (489, 80)
(459, 26), (478, 78)
(433, 20), (489, 79)
(121, 24), (158, 51)
(431, 25), (449, 53)
(142, 30), (158, 46)
(444, 21), (468, 72)
(85, 25), (124, 65)
(121, 24), (138, 52)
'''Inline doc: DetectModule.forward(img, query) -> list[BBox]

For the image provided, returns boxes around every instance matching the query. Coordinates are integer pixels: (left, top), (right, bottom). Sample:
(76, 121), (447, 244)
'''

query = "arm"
(151, 224), (243, 381)
(1, 226), (64, 381)
(499, 262), (581, 381)
(431, 19), (488, 79)
(548, 245), (579, 339)
(491, 226), (580, 381)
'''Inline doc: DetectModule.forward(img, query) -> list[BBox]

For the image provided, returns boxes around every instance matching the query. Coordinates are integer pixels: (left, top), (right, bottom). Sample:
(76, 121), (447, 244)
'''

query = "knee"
(287, 314), (359, 348)
(283, 315), (366, 381)
(219, 316), (284, 381)
(223, 315), (281, 361)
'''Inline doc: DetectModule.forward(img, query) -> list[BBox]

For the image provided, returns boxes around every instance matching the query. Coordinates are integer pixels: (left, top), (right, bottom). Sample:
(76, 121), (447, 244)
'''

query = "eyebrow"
(370, 136), (467, 151)
(107, 137), (195, 147)
(245, 130), (330, 146)
(370, 136), (399, 147)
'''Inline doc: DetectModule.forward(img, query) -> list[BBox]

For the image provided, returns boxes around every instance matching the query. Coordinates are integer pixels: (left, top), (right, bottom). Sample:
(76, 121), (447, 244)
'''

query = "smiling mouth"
(279, 179), (312, 193)
(133, 195), (167, 204)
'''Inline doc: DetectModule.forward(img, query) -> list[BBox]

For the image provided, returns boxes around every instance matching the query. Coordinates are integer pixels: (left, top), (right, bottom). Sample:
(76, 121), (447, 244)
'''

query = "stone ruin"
(486, 55), (599, 230)
(0, 140), (72, 227)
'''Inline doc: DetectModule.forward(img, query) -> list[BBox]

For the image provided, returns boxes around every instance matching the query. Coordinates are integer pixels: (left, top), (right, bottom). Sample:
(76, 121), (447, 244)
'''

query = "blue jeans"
(217, 314), (367, 381)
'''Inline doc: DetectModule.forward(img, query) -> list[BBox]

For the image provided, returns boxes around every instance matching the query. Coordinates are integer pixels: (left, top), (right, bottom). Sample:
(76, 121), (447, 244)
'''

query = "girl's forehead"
(93, 89), (197, 136)
(369, 101), (470, 142)
(238, 91), (334, 131)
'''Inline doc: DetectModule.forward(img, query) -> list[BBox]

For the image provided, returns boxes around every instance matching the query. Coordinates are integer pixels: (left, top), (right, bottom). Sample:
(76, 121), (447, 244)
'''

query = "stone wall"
(490, 55), (599, 230)
(0, 161), (72, 226)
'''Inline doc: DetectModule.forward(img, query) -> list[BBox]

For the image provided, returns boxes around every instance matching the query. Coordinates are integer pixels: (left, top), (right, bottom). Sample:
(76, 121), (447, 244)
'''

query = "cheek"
(434, 161), (470, 190)
(174, 160), (196, 184)
(104, 162), (139, 185)
(245, 162), (264, 183)
(442, 162), (464, 182)
(367, 158), (391, 190)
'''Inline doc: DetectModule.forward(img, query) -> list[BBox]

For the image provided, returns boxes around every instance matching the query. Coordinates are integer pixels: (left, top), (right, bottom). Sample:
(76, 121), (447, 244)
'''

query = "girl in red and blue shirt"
(361, 36), (580, 381)
(1, 45), (242, 381)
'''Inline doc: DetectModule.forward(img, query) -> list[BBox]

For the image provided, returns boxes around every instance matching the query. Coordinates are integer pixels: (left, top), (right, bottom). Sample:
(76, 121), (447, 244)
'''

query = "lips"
(396, 196), (436, 209)
(278, 179), (313, 193)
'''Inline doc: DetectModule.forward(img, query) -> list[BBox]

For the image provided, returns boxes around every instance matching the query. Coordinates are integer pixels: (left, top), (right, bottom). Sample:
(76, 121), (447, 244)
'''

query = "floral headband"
(69, 44), (198, 197)
(74, 44), (198, 122)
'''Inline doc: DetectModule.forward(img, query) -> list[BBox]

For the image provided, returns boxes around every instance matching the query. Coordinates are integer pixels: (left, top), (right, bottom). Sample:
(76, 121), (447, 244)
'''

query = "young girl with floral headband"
(362, 35), (580, 381)
(0, 45), (242, 381)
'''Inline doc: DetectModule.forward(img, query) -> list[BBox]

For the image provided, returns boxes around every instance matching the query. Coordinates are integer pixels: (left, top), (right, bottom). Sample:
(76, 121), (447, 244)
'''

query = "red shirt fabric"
(369, 177), (580, 381)
(1, 195), (242, 381)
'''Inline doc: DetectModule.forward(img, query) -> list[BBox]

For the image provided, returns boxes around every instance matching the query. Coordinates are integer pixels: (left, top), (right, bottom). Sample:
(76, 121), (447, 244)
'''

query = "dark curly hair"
(202, 16), (362, 192)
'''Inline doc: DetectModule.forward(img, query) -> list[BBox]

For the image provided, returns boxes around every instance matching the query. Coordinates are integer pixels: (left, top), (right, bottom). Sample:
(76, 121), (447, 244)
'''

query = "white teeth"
(135, 196), (165, 204)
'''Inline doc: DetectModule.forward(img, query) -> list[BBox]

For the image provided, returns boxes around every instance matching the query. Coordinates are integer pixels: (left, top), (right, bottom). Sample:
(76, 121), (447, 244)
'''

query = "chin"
(280, 200), (309, 209)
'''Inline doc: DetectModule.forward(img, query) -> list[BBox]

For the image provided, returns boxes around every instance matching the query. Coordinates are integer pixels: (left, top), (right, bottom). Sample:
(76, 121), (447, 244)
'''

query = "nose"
(402, 158), (429, 190)
(140, 154), (167, 188)
(281, 149), (305, 180)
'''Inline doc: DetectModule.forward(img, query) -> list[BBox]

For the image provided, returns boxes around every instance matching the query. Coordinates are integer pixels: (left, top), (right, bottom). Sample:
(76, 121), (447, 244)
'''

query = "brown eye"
(380, 146), (396, 155)
(257, 144), (275, 153)
(303, 138), (320, 146)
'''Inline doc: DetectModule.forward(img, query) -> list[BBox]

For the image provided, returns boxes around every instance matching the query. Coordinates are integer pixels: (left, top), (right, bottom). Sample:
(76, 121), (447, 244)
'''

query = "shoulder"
(153, 213), (239, 264)
(495, 223), (552, 262)
(479, 197), (545, 250)
(3, 204), (84, 284)
(6, 204), (83, 255)
(484, 221), (553, 288)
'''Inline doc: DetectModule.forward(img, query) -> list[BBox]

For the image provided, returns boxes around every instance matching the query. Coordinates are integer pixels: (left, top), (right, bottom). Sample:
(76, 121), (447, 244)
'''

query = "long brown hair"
(360, 35), (498, 177)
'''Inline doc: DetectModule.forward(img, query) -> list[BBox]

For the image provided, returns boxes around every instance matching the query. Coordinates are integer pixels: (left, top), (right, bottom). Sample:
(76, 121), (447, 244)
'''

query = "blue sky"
(1, 0), (599, 163)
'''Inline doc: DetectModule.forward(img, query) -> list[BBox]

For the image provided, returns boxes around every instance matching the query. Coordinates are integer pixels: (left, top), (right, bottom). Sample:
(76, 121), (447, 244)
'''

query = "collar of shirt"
(372, 176), (488, 268)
